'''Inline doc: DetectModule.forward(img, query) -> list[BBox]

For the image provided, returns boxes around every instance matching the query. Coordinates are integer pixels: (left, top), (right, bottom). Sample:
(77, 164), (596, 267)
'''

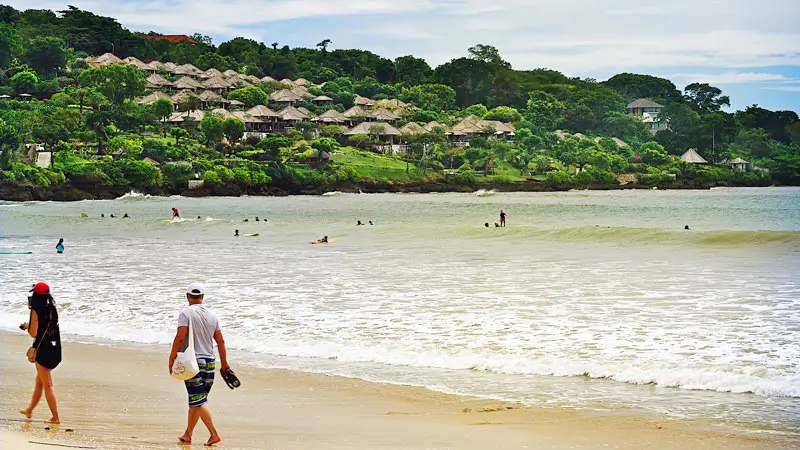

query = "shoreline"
(2, 332), (798, 449)
(0, 178), (780, 202)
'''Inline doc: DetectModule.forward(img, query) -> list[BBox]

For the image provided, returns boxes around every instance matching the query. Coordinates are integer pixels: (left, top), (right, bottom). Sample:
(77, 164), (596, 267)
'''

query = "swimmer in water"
(357, 220), (364, 226)
(55, 238), (64, 254)
(313, 235), (329, 244)
(122, 213), (129, 218)
(234, 230), (240, 237)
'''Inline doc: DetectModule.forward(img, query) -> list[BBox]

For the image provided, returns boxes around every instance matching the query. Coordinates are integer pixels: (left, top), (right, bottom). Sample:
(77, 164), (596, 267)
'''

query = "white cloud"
(665, 72), (796, 85)
(763, 86), (800, 92)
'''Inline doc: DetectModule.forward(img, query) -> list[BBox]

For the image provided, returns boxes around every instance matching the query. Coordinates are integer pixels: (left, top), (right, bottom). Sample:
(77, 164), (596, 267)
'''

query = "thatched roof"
(173, 76), (204, 90)
(247, 105), (280, 118)
(168, 110), (205, 122)
(270, 89), (302, 103)
(369, 107), (400, 121)
(137, 91), (173, 104)
(297, 106), (314, 117)
(93, 52), (122, 65)
(293, 78), (309, 86)
(229, 76), (252, 87)
(612, 137), (630, 148)
(164, 62), (178, 71)
(232, 111), (262, 123)
(204, 68), (224, 78)
(355, 95), (374, 106)
(125, 57), (151, 71)
(399, 122), (426, 135)
(173, 63), (202, 76)
(279, 106), (309, 121)
(146, 73), (173, 88)
(198, 90), (224, 102)
(223, 69), (238, 77)
(373, 98), (412, 110)
(346, 121), (401, 136)
(681, 148), (708, 164)
(729, 157), (749, 164)
(342, 106), (368, 118)
(142, 157), (161, 167)
(313, 95), (334, 102)
(146, 60), (165, 71)
(312, 109), (348, 123)
(210, 109), (235, 120)
(290, 86), (310, 98)
(171, 89), (198, 104)
(450, 116), (514, 135)
(279, 78), (296, 86)
(261, 76), (276, 83)
(423, 121), (444, 132)
(627, 98), (663, 109)
(202, 75), (231, 89)
(225, 99), (244, 106)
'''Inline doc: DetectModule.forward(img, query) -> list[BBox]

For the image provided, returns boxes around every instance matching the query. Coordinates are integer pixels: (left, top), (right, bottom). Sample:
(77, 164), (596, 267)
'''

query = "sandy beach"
(1, 332), (796, 449)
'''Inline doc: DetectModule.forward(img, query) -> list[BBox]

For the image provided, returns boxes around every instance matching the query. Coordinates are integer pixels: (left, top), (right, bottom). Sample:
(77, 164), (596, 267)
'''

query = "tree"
(78, 64), (146, 106)
(394, 55), (432, 86)
(484, 106), (521, 123)
(684, 83), (730, 114)
(227, 86), (269, 107)
(463, 104), (488, 117)
(467, 44), (511, 69)
(0, 117), (21, 169)
(108, 136), (143, 158)
(152, 98), (174, 137)
(316, 39), (332, 52)
(655, 103), (701, 154)
(400, 84), (456, 112)
(222, 117), (245, 144)
(200, 115), (224, 145)
(639, 141), (669, 165)
(0, 23), (21, 69)
(195, 52), (236, 71)
(524, 90), (564, 133)
(190, 33), (214, 45)
(23, 36), (66, 76)
(9, 70), (37, 94)
(599, 111), (649, 143)
(602, 73), (683, 104)
(169, 127), (188, 145)
(434, 57), (495, 106)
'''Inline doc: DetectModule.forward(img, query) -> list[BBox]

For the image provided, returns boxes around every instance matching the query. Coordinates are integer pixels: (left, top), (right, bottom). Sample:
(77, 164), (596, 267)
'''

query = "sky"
(12, 0), (800, 112)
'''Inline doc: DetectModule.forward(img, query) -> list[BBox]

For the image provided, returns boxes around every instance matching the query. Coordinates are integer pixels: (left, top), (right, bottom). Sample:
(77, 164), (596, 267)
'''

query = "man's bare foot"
(205, 435), (221, 446)
(178, 435), (191, 444)
(18, 409), (32, 419)
(44, 418), (60, 424)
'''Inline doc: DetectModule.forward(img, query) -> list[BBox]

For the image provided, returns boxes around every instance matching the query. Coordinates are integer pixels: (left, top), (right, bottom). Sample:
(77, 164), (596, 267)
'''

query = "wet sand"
(1, 332), (796, 449)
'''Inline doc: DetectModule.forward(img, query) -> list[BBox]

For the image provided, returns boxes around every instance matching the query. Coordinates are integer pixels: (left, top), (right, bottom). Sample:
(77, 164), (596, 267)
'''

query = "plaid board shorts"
(185, 358), (215, 407)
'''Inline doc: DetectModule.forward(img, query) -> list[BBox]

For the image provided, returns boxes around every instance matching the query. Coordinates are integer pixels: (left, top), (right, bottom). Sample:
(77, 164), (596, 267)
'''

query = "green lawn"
(331, 147), (426, 182)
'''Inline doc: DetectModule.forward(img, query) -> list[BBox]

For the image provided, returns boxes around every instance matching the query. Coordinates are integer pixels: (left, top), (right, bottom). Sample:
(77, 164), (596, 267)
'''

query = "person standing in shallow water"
(55, 239), (64, 254)
(19, 282), (62, 424)
(169, 284), (230, 447)
(500, 210), (507, 227)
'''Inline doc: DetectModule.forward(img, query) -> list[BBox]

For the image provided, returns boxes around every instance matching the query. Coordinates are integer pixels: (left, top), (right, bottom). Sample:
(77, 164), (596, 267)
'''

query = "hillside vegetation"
(0, 5), (798, 199)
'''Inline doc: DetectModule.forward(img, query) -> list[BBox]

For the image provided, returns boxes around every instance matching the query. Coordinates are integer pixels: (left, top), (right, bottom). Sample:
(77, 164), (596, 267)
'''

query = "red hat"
(32, 282), (50, 295)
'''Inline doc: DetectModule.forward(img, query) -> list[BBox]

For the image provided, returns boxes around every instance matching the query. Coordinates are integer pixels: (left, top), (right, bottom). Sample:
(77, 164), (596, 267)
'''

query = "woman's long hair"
(30, 292), (58, 336)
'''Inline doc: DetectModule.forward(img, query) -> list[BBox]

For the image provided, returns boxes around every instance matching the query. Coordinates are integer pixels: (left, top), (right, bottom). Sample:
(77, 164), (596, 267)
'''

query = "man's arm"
(213, 330), (229, 371)
(168, 326), (188, 374)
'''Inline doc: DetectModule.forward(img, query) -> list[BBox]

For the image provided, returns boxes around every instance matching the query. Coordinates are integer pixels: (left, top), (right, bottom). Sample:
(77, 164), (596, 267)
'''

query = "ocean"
(1, 187), (798, 433)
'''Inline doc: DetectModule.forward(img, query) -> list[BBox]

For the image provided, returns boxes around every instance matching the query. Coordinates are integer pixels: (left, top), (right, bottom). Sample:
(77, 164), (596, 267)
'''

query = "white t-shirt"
(178, 304), (220, 359)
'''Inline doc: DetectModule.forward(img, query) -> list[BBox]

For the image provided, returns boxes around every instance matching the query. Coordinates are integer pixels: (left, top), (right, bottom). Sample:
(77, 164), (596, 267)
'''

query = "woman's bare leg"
(19, 375), (43, 418)
(35, 364), (59, 424)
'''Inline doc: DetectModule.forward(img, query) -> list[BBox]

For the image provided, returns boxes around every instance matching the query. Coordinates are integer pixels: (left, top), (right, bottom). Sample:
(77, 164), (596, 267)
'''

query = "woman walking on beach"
(19, 282), (62, 424)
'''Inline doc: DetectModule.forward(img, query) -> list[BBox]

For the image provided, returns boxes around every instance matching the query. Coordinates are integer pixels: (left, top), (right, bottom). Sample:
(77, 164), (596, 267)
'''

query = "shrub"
(545, 171), (571, 184)
(213, 165), (234, 182)
(202, 169), (221, 184)
(162, 161), (194, 185)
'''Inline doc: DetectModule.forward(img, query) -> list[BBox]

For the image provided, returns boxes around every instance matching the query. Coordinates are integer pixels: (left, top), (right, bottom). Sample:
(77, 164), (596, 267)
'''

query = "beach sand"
(1, 332), (796, 449)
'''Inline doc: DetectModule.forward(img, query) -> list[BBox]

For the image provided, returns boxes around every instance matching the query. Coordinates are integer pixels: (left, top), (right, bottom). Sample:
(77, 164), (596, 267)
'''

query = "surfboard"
(0, 251), (32, 254)
(308, 239), (336, 244)
(245, 233), (259, 237)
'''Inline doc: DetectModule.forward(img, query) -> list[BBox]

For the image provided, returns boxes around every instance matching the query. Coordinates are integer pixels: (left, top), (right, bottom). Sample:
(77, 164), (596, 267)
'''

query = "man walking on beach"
(500, 209), (507, 227)
(169, 283), (229, 446)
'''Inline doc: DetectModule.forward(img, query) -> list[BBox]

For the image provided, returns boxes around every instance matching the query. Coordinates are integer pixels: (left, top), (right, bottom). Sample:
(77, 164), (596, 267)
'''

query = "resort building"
(627, 99), (667, 134)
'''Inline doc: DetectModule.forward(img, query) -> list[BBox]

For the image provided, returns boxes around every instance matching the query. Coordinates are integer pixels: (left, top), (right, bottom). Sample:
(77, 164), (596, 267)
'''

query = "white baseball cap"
(186, 283), (205, 296)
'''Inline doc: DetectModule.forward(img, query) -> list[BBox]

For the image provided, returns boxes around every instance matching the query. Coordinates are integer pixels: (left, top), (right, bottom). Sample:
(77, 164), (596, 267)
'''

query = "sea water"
(1, 188), (798, 433)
